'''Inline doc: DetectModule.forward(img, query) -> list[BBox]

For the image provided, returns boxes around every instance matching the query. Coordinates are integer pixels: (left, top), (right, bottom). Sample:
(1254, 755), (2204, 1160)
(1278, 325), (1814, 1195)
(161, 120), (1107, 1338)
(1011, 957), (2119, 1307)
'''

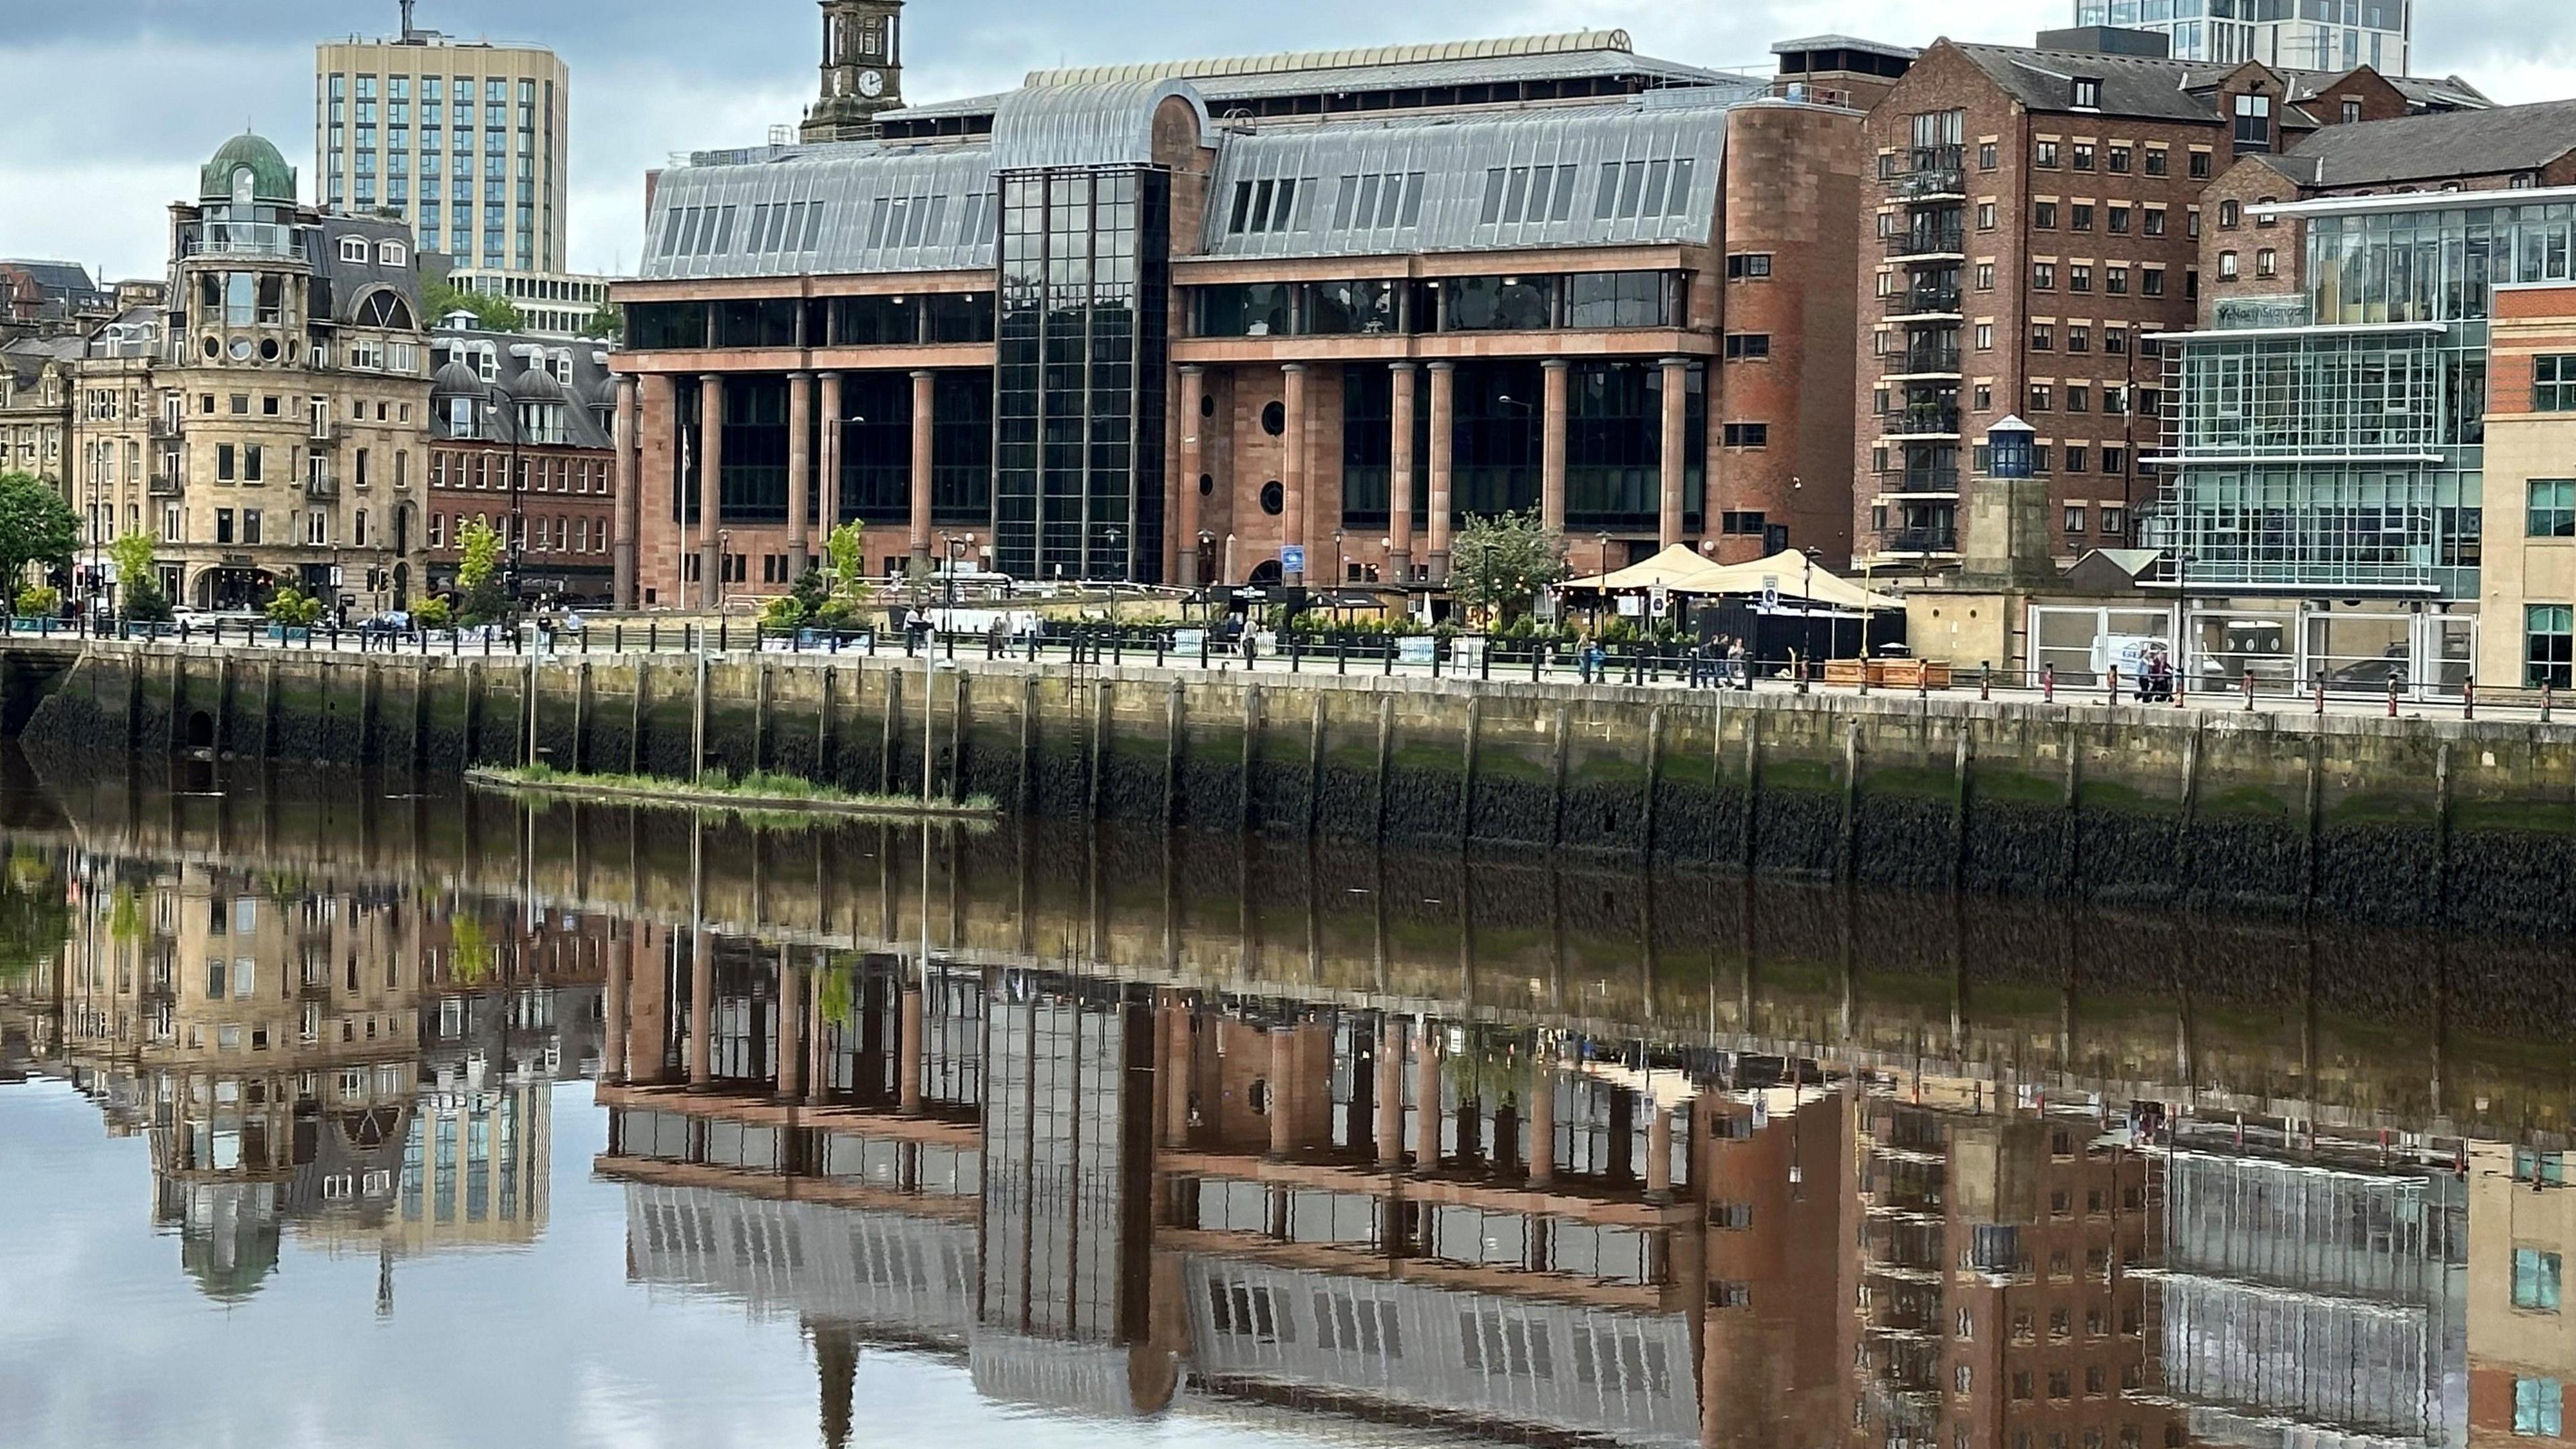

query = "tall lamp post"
(943, 531), (975, 621)
(483, 380), (525, 618)
(1800, 546), (1823, 692)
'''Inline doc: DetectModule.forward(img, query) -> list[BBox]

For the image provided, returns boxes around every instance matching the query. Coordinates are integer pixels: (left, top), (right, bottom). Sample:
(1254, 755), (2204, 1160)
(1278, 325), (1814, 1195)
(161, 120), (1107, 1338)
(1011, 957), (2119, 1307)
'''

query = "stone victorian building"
(74, 133), (433, 612)
(608, 21), (1898, 606)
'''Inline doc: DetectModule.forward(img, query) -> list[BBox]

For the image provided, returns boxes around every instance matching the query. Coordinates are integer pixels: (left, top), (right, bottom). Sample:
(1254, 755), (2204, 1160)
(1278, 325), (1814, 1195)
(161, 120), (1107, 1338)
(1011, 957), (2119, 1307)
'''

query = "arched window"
(339, 237), (369, 262)
(378, 240), (407, 266)
(354, 508), (368, 547)
(355, 290), (415, 330)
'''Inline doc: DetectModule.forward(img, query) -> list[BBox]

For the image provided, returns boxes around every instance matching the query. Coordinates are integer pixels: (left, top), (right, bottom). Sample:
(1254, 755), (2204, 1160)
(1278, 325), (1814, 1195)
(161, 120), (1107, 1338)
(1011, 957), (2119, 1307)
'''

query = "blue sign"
(1281, 545), (1307, 574)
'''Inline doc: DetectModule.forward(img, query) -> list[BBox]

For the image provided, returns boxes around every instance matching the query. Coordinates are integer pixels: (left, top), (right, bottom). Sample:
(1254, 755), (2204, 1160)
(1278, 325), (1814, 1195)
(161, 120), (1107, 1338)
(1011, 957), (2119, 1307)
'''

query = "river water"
(0, 753), (2567, 1449)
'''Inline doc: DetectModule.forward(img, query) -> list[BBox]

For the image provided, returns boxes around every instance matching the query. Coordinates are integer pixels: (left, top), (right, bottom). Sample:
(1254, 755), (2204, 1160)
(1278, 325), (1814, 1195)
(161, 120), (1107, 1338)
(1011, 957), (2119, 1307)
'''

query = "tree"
(423, 278), (525, 333)
(813, 521), (871, 625)
(1448, 508), (1569, 623)
(455, 517), (510, 625)
(107, 531), (172, 621)
(578, 303), (623, 343)
(0, 473), (77, 602)
(265, 585), (323, 627)
(0, 847), (68, 988)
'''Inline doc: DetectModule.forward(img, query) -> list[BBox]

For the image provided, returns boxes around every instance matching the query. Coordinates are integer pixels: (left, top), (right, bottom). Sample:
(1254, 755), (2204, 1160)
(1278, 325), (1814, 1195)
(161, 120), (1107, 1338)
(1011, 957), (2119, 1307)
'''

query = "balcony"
(148, 472), (182, 498)
(1886, 286), (1962, 317)
(1882, 405), (1961, 437)
(310, 421), (350, 445)
(148, 417), (183, 441)
(1884, 227), (1964, 259)
(180, 221), (305, 261)
(1884, 346), (1961, 377)
(1877, 526), (1960, 555)
(1878, 468), (1961, 494)
(1886, 146), (1967, 201)
(305, 472), (340, 501)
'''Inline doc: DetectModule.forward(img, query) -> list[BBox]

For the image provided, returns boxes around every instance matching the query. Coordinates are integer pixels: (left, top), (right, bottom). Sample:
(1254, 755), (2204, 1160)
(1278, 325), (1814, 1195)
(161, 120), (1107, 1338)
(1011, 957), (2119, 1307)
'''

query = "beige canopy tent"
(1562, 545), (1901, 610)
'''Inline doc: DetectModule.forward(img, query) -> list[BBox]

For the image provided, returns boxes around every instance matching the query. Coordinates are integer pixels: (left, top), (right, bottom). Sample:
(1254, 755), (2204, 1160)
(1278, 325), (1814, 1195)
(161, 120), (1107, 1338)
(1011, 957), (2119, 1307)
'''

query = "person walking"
(1729, 637), (1751, 690)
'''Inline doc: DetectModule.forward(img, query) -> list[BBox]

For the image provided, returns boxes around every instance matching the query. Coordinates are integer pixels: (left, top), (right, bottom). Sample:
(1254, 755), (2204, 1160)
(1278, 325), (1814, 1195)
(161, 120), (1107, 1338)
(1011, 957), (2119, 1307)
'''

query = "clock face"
(857, 68), (885, 98)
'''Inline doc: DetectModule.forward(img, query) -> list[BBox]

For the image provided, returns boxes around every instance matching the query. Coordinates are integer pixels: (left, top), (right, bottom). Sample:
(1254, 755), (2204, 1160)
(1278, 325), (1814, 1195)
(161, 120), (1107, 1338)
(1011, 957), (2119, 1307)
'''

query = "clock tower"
(802, 0), (904, 144)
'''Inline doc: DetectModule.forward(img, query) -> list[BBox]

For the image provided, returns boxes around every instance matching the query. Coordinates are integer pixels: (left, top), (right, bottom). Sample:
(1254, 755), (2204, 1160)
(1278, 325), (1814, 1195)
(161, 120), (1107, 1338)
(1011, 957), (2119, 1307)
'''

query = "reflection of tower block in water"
(801, 1), (907, 144)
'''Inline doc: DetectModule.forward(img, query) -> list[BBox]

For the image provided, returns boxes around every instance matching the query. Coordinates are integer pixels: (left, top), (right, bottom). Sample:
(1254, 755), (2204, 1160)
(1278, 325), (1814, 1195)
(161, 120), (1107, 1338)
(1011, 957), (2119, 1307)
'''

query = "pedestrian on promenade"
(1728, 637), (1750, 690)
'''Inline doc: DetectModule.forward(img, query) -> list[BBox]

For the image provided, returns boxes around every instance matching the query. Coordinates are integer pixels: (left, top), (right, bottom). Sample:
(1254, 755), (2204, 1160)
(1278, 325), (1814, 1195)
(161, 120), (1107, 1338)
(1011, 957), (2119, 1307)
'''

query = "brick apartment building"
(608, 17), (1909, 607)
(1852, 31), (2483, 576)
(423, 319), (619, 605)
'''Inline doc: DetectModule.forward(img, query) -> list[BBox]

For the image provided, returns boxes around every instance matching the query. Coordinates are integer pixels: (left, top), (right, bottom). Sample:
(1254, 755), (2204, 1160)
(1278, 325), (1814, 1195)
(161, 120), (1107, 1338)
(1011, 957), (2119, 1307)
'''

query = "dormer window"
(339, 237), (368, 263)
(2072, 77), (2102, 110)
(476, 344), (496, 382)
(378, 241), (407, 266)
(2233, 94), (2273, 153)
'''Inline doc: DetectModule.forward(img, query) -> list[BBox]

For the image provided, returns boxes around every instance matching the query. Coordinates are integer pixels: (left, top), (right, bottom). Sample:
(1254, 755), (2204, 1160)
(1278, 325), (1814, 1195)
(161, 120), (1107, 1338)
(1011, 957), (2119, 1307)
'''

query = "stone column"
(1426, 362), (1455, 582)
(775, 945), (805, 1104)
(818, 372), (843, 531)
(1177, 366), (1205, 586)
(1658, 356), (1690, 551)
(1527, 1057), (1555, 1187)
(1541, 359), (1570, 535)
(898, 979), (924, 1114)
(612, 376), (640, 609)
(908, 370), (934, 570)
(1387, 363), (1417, 584)
(687, 928), (713, 1090)
(1375, 1016), (1405, 1169)
(696, 374), (724, 608)
(603, 926), (631, 1085)
(1281, 363), (1308, 585)
(1413, 1018), (1443, 1172)
(786, 372), (813, 580)
(1268, 1021), (1297, 1160)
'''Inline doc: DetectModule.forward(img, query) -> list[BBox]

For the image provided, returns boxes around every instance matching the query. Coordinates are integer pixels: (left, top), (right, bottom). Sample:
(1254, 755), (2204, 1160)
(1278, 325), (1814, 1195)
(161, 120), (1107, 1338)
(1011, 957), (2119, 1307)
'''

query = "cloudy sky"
(6, 0), (2575, 282)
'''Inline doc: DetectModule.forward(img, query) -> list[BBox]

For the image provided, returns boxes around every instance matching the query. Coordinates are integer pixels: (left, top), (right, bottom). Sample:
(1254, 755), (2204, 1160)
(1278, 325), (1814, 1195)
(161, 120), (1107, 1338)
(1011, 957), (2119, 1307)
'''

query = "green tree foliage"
(578, 304), (623, 342)
(423, 278), (525, 333)
(107, 531), (172, 622)
(0, 847), (68, 986)
(264, 585), (323, 627)
(815, 522), (871, 625)
(0, 472), (78, 600)
(1447, 508), (1569, 623)
(455, 517), (510, 625)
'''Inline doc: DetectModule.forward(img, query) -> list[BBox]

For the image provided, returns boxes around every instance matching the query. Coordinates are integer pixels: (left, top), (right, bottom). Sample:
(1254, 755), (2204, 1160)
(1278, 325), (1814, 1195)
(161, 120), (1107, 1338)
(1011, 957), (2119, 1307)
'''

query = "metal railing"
(1878, 468), (1962, 493)
(23, 614), (2542, 722)
(180, 221), (305, 260)
(1888, 347), (1962, 375)
(1876, 527), (1960, 554)
(1886, 286), (1963, 316)
(1883, 406), (1961, 436)
(1884, 228), (1964, 258)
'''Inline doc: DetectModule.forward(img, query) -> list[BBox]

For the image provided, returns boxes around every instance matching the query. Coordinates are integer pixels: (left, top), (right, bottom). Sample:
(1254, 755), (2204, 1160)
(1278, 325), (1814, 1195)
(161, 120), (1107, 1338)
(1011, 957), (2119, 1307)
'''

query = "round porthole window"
(1260, 481), (1284, 515)
(1261, 401), (1286, 436)
(1199, 473), (1215, 496)
(202, 335), (220, 359)
(1199, 394), (1217, 419)
(229, 338), (253, 362)
(258, 338), (280, 362)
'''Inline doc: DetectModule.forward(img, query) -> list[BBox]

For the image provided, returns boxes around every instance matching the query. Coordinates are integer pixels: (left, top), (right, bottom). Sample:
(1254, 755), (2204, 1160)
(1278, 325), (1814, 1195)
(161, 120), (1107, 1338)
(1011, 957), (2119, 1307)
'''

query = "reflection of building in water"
(1848, 1094), (2161, 1449)
(594, 946), (1869, 1445)
(31, 859), (608, 1295)
(2467, 1143), (2571, 1446)
(2145, 1126), (2469, 1449)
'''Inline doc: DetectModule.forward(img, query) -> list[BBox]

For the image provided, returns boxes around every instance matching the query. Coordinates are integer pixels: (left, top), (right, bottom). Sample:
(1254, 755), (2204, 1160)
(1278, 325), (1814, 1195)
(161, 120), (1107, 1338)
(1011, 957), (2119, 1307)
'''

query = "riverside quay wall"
(15, 640), (2571, 934)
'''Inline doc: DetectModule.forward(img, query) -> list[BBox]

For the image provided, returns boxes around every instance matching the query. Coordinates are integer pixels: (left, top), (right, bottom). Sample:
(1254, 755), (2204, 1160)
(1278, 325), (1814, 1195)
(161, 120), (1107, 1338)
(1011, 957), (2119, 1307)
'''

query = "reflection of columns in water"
(603, 926), (631, 1085)
(1546, 865), (1567, 1012)
(776, 944), (804, 1104)
(899, 977), (924, 1114)
(1646, 1086), (1674, 1203)
(1161, 995), (1193, 1149)
(1527, 1049), (1556, 1187)
(1374, 1014), (1405, 1170)
(1640, 875), (1659, 1025)
(1269, 1016), (1296, 1160)
(688, 930), (714, 1090)
(1413, 1016), (1442, 1170)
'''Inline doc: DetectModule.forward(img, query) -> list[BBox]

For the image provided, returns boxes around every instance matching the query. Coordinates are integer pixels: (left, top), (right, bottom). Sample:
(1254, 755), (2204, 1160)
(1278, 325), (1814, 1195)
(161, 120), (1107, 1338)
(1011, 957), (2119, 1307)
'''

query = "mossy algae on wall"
(17, 639), (2574, 934)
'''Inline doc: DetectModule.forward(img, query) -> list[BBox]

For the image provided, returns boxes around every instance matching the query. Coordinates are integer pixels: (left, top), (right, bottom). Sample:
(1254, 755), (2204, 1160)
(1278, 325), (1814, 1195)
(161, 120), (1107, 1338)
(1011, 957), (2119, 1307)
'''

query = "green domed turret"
(200, 133), (298, 207)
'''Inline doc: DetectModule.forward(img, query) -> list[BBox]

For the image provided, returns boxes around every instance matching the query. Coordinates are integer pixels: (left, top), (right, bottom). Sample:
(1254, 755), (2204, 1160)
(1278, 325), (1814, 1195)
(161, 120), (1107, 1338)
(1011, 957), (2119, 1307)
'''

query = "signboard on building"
(1280, 545), (1306, 575)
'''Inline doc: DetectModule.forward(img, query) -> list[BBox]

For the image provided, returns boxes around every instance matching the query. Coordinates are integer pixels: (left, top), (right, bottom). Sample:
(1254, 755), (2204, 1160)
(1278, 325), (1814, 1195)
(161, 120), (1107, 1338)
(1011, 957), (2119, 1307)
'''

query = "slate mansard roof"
(637, 34), (1775, 284)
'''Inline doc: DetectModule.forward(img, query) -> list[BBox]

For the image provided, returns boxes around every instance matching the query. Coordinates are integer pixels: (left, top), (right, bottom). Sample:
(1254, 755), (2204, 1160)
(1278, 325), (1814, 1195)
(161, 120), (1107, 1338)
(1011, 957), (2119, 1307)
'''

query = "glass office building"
(2072, 0), (2410, 72)
(2151, 196), (2576, 598)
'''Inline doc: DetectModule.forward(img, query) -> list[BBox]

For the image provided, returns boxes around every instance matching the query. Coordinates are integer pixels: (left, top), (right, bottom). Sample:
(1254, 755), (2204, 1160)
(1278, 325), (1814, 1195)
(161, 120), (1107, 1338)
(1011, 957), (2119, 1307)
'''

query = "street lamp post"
(484, 382), (525, 619)
(1332, 529), (1345, 624)
(716, 529), (732, 614)
(1801, 546), (1823, 693)
(943, 532), (974, 621)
